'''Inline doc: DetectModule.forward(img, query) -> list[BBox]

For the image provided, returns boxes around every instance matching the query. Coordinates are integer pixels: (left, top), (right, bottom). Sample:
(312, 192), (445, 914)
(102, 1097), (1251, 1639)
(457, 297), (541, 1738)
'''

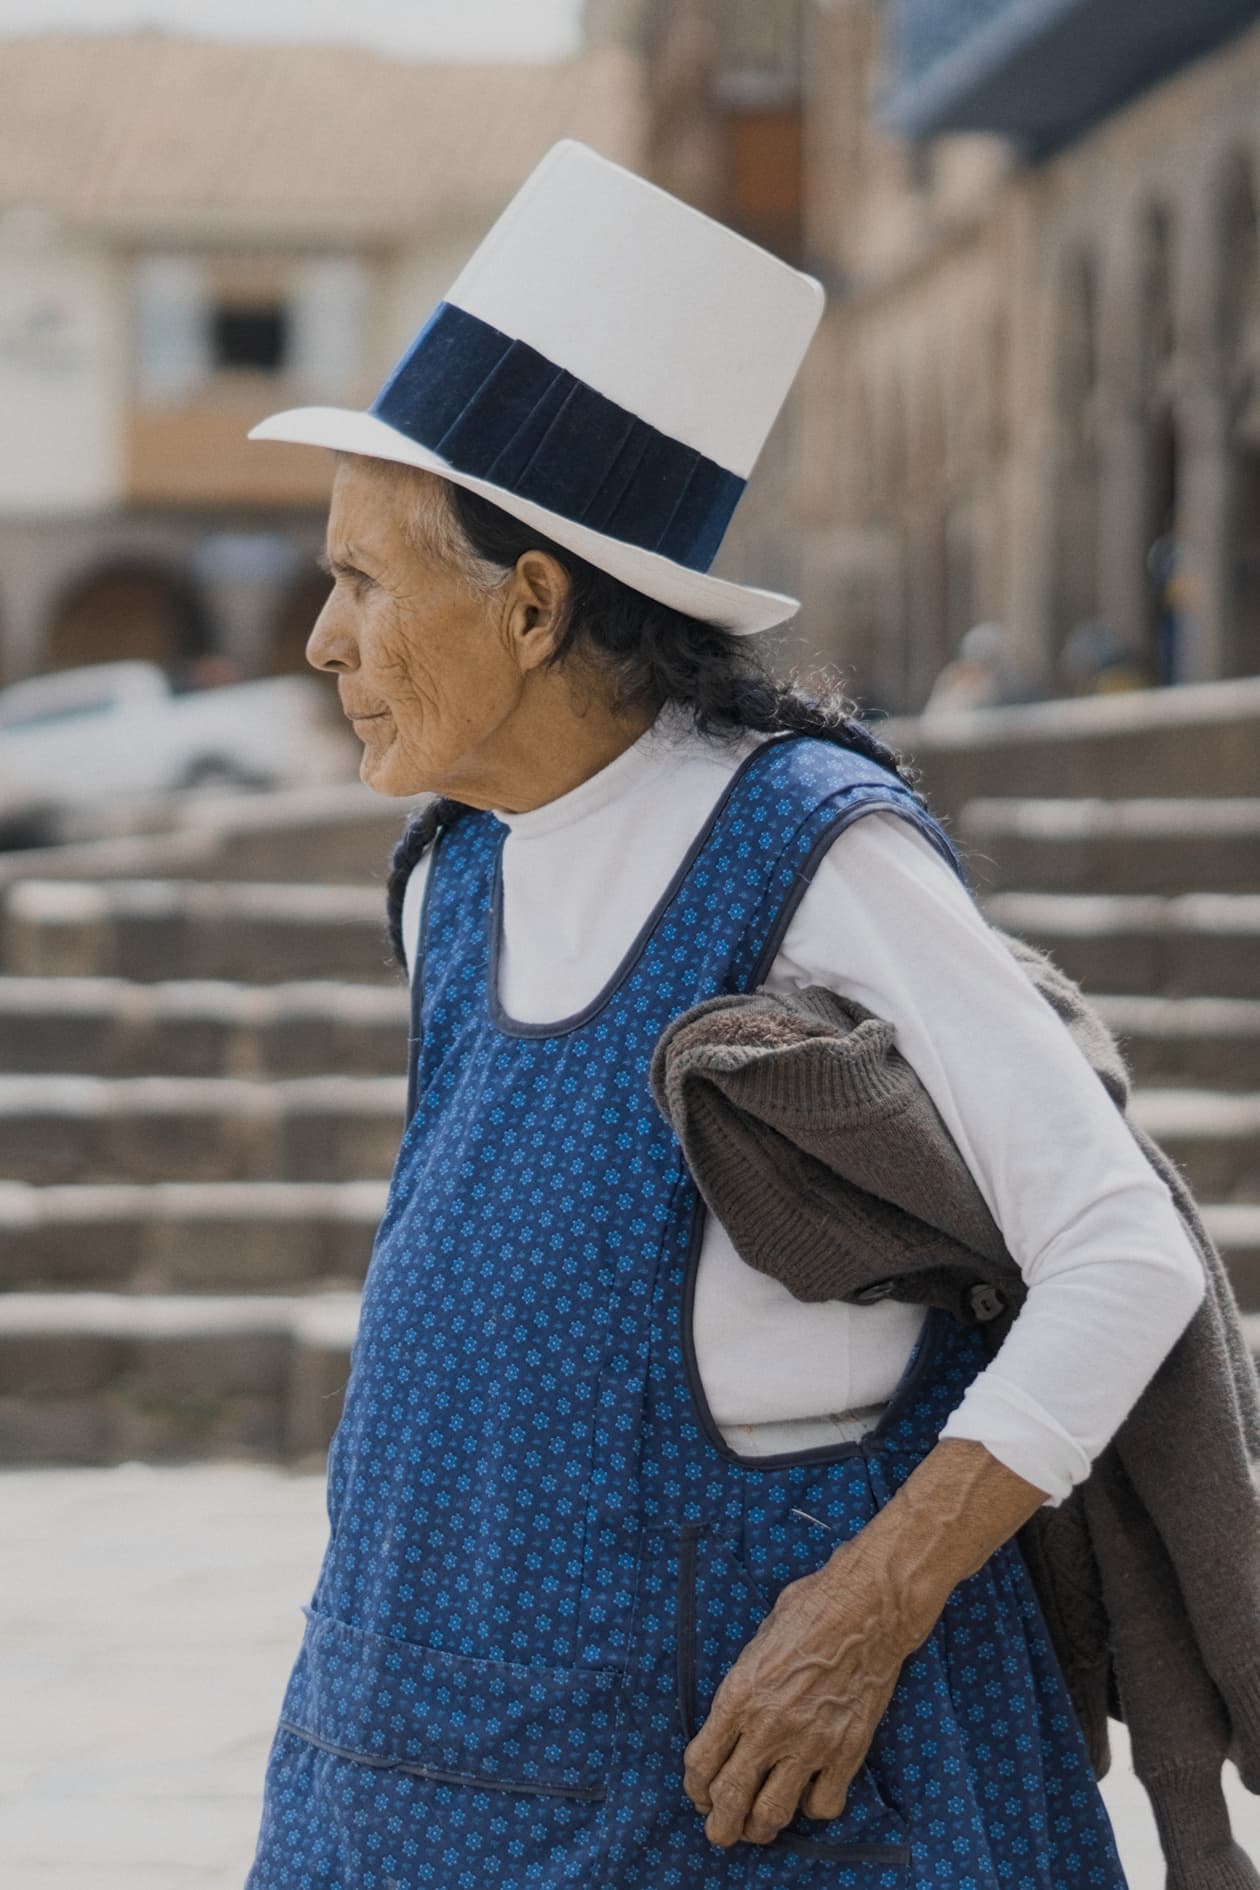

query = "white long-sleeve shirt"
(400, 705), (1205, 1502)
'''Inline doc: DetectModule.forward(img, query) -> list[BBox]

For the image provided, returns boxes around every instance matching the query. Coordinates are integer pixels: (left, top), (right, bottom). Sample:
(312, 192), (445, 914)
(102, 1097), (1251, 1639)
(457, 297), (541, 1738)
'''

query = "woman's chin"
(359, 737), (429, 800)
(357, 735), (397, 794)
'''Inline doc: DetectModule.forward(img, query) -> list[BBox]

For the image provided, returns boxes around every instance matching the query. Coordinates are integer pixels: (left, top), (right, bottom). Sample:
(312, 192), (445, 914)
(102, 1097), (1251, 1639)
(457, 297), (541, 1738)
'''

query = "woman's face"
(307, 456), (525, 800)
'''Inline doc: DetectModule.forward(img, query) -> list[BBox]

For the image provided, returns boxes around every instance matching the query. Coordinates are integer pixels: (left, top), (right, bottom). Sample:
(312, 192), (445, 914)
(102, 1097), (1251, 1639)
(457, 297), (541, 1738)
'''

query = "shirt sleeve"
(399, 849), (433, 984)
(770, 806), (1206, 1504)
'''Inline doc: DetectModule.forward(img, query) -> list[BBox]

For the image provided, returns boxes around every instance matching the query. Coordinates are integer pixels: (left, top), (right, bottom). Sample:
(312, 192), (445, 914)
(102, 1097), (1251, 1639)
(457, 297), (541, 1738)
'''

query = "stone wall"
(796, 4), (1260, 712)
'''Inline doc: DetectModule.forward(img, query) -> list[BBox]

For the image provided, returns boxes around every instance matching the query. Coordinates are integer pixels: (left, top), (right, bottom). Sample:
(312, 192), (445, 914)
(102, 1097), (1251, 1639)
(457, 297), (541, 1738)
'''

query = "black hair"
(385, 481), (922, 967)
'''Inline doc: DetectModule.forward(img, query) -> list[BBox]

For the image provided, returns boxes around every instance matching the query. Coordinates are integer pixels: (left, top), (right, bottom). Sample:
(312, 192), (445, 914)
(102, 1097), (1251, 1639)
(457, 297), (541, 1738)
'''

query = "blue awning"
(883, 0), (1260, 158)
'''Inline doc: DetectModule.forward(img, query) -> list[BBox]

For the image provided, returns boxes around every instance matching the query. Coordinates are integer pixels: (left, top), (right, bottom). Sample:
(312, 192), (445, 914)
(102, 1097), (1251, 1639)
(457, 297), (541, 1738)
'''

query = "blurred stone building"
(8, 6), (1260, 716)
(0, 29), (642, 683)
(624, 0), (1260, 714)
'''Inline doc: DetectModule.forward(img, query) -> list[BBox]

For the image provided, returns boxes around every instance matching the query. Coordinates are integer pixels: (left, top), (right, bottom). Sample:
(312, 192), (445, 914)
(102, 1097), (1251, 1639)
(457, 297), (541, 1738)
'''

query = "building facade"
(795, 0), (1260, 713)
(8, 9), (1260, 716)
(0, 30), (643, 684)
(623, 0), (1260, 714)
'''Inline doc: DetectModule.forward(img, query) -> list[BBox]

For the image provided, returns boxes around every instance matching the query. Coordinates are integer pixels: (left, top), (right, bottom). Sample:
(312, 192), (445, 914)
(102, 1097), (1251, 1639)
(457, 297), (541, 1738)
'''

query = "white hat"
(249, 141), (824, 635)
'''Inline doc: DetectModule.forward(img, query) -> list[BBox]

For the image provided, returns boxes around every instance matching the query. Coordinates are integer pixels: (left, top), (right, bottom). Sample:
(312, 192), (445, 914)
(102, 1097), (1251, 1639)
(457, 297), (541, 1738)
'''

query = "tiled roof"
(0, 31), (644, 240)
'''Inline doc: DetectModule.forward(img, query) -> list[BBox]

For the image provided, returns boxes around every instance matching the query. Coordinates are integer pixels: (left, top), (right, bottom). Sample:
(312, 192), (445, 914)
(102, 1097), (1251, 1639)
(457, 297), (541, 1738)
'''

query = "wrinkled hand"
(681, 1440), (1050, 1850)
(683, 1533), (922, 1848)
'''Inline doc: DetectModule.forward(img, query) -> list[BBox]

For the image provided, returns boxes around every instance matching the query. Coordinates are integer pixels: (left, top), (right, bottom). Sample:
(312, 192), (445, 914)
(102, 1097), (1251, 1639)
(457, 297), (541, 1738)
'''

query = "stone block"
(1096, 997), (1260, 1090)
(3, 881), (392, 985)
(0, 1326), (126, 1397)
(128, 1326), (291, 1403)
(0, 1291), (366, 1463)
(0, 1181), (384, 1295)
(0, 1395), (111, 1463)
(1204, 1205), (1260, 1311)
(985, 892), (1260, 998)
(884, 678), (1260, 827)
(960, 798), (1260, 897)
(1130, 1090), (1260, 1201)
(275, 1076), (405, 1183)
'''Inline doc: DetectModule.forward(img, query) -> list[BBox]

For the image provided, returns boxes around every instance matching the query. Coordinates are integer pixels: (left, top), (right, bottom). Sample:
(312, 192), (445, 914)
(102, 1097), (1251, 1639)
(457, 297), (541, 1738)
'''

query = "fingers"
(682, 1713), (739, 1814)
(742, 1758), (811, 1845)
(802, 1761), (852, 1823)
(691, 1736), (859, 1847)
(700, 1746), (766, 1848)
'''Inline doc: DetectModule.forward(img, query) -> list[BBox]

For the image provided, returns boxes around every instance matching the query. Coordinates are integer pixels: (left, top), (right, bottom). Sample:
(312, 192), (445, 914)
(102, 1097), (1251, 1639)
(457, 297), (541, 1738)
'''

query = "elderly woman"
(243, 145), (1207, 1890)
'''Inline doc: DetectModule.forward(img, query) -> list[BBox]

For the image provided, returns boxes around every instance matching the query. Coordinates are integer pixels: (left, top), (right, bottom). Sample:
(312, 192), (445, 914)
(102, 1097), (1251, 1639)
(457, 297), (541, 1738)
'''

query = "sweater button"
(852, 1279), (895, 1304)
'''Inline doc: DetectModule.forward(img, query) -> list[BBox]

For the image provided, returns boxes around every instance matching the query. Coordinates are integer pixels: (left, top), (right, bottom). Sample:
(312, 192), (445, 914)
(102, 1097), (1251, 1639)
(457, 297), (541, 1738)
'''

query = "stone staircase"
(2, 682), (1259, 1466)
(885, 677), (1260, 1332)
(0, 782), (413, 1466)
(960, 804), (1260, 1309)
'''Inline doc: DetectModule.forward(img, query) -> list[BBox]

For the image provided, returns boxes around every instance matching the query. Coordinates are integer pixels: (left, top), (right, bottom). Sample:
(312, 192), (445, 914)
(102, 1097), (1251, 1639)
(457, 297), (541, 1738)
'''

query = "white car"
(0, 661), (356, 846)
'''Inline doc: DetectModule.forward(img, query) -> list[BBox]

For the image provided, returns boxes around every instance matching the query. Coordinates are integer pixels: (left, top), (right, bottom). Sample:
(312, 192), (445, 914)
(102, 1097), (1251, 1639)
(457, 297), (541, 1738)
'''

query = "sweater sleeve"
(770, 807), (1206, 1504)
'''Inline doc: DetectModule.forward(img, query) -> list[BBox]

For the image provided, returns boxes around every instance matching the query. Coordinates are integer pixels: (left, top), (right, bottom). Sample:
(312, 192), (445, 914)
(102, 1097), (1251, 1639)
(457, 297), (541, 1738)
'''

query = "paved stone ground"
(2, 1463), (1256, 1889)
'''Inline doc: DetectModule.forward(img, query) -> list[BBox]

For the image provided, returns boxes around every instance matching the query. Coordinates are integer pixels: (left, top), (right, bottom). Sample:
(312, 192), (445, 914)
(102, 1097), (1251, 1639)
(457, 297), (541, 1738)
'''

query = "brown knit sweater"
(650, 927), (1260, 1890)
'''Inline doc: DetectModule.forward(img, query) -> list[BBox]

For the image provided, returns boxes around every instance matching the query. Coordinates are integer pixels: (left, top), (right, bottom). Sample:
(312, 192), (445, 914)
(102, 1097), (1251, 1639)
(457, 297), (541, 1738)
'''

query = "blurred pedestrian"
(1060, 616), (1150, 695)
(921, 620), (1041, 718)
(1147, 518), (1190, 686)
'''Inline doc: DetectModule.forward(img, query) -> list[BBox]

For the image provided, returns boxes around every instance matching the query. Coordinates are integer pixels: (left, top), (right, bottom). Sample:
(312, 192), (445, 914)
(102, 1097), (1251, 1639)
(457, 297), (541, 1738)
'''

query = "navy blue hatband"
(369, 302), (745, 573)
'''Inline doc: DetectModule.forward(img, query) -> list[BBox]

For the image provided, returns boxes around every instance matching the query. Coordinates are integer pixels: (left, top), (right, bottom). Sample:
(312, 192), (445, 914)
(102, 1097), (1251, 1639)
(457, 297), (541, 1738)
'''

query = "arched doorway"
(878, 369), (916, 713)
(904, 353), (950, 710)
(1143, 413), (1182, 686)
(265, 567), (333, 676)
(1137, 204), (1181, 684)
(1052, 245), (1101, 663)
(44, 561), (212, 678)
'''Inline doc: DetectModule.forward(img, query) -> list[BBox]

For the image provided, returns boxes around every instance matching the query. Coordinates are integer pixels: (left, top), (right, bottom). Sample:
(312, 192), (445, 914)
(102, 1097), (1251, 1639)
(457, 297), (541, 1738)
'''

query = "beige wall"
(125, 401), (337, 508)
(0, 216), (127, 515)
(377, 221), (485, 373)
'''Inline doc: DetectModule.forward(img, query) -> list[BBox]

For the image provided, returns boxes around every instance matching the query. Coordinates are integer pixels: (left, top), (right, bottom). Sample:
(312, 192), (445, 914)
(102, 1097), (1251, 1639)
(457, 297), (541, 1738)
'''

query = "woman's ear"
(503, 550), (571, 672)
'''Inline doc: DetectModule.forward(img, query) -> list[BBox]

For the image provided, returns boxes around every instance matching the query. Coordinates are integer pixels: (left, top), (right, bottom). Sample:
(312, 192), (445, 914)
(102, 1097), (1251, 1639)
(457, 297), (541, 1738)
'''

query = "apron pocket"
(279, 1604), (618, 1801)
(676, 1525), (910, 1869)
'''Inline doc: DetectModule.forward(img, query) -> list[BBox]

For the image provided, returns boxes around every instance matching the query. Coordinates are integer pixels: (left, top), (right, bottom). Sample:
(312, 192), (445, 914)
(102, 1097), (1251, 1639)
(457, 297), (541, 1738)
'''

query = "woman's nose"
(306, 594), (358, 673)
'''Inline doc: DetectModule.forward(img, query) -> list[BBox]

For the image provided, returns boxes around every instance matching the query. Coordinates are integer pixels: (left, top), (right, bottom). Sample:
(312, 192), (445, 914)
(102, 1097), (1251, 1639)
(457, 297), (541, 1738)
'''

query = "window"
(134, 255), (210, 404)
(211, 302), (290, 373)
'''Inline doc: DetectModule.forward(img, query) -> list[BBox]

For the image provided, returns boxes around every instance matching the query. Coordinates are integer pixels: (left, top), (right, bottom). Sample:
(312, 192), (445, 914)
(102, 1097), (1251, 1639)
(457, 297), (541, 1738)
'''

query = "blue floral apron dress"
(245, 733), (1127, 1889)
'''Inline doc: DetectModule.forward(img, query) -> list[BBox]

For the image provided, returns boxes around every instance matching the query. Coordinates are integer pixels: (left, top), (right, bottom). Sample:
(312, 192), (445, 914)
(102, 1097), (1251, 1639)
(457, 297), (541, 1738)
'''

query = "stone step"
(881, 674), (1260, 825)
(0, 1074), (405, 1183)
(0, 1179), (387, 1292)
(0, 1289), (359, 1465)
(0, 975), (410, 1076)
(1202, 1204), (1260, 1312)
(985, 891), (1260, 998)
(1128, 1089), (1260, 1202)
(1094, 995), (1260, 1090)
(2, 1276), (1257, 1469)
(1, 879), (397, 983)
(5, 1172), (1255, 1311)
(960, 798), (1260, 896)
(0, 778), (422, 885)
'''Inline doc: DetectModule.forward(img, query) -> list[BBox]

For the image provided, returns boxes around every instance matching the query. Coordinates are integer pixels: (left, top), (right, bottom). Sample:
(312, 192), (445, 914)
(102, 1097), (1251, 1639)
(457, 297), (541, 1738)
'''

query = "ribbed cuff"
(1142, 1760), (1260, 1890)
(1224, 1660), (1260, 1792)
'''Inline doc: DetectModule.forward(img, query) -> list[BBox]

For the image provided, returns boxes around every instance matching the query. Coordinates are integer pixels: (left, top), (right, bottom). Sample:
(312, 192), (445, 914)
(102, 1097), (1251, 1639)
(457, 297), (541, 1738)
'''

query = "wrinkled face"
(307, 456), (521, 799)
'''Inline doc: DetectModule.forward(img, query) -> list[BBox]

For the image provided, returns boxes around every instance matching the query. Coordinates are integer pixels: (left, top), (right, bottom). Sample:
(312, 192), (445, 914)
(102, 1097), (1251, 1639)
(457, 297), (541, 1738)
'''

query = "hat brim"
(248, 407), (799, 636)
